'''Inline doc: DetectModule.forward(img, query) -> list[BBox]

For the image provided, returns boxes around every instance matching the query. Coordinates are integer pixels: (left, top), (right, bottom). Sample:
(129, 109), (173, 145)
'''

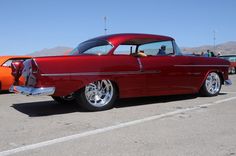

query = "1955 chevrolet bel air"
(10, 33), (232, 111)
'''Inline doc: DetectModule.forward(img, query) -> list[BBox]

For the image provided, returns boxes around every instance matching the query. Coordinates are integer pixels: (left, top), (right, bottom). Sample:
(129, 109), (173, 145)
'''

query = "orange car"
(0, 56), (31, 91)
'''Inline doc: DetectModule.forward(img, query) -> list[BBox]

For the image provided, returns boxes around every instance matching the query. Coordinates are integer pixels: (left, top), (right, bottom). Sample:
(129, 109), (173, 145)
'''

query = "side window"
(138, 41), (174, 56)
(2, 60), (13, 67)
(84, 45), (113, 55)
(2, 59), (28, 67)
(113, 45), (136, 55)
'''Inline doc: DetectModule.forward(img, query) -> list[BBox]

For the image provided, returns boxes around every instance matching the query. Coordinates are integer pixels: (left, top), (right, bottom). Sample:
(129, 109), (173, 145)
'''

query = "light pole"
(104, 16), (107, 35)
(213, 30), (216, 53)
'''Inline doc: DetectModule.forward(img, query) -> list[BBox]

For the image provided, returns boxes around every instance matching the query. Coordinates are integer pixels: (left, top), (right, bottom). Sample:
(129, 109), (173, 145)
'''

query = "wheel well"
(110, 80), (120, 98)
(200, 71), (224, 90)
(217, 71), (224, 85)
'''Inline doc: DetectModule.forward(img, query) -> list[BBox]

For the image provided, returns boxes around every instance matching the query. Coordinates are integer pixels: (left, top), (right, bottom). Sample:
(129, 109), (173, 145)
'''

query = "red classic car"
(10, 33), (231, 111)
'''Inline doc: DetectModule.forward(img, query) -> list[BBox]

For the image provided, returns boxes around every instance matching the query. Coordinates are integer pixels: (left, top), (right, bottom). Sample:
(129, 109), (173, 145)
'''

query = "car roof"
(84, 33), (174, 46)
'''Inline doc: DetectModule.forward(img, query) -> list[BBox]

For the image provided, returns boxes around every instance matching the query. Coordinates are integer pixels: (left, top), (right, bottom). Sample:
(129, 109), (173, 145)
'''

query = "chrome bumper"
(224, 79), (232, 86)
(9, 85), (55, 96)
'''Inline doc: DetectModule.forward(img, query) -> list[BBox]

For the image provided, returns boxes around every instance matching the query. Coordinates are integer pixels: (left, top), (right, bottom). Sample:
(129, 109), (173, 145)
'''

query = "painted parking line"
(221, 91), (236, 94)
(1, 96), (236, 156)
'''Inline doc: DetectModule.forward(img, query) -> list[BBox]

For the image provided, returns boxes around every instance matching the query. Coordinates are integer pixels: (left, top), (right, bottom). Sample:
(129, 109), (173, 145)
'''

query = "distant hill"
(182, 41), (236, 55)
(28, 41), (236, 56)
(28, 46), (73, 56)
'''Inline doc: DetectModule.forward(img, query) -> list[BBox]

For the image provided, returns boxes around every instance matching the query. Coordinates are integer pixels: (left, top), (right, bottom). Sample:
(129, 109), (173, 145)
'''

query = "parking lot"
(0, 75), (235, 156)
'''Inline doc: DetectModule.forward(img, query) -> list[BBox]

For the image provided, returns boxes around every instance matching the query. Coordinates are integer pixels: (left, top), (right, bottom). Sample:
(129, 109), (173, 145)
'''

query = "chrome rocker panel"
(9, 85), (55, 96)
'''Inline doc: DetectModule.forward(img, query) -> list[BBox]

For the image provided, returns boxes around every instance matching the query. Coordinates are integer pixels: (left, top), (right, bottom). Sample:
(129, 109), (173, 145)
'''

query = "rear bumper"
(9, 85), (55, 96)
(224, 79), (232, 86)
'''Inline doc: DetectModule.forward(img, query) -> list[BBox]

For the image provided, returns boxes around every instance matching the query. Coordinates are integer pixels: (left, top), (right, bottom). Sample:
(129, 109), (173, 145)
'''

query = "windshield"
(69, 40), (113, 55)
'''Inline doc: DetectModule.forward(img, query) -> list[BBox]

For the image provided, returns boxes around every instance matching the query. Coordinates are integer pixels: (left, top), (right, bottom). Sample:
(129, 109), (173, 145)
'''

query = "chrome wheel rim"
(85, 80), (113, 107)
(205, 72), (221, 95)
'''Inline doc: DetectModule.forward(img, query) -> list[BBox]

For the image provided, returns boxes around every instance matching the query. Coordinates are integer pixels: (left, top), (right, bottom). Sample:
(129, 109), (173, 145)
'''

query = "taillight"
(31, 59), (39, 74)
(11, 61), (24, 77)
(11, 60), (24, 85)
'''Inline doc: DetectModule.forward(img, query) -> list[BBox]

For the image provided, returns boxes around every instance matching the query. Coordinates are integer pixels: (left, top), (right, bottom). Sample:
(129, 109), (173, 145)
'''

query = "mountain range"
(28, 46), (73, 56)
(182, 41), (236, 55)
(28, 41), (236, 56)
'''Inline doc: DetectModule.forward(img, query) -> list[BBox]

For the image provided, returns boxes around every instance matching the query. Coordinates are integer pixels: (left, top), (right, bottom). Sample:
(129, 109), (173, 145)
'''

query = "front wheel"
(200, 72), (221, 97)
(231, 67), (235, 74)
(75, 80), (117, 111)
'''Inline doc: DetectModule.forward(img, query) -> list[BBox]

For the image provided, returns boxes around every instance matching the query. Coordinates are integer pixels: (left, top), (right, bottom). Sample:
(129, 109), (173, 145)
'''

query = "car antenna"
(104, 16), (108, 35)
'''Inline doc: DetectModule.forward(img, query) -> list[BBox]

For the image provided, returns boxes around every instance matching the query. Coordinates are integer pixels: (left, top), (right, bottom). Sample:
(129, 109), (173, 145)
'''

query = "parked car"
(220, 55), (236, 74)
(10, 33), (231, 111)
(0, 56), (31, 91)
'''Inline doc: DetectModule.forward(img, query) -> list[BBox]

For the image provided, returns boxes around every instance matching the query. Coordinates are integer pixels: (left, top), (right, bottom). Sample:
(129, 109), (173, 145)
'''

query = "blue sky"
(0, 0), (235, 55)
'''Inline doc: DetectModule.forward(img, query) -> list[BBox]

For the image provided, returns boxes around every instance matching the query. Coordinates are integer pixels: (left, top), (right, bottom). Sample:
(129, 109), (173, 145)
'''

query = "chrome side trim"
(224, 79), (232, 86)
(9, 85), (55, 96)
(174, 65), (229, 67)
(41, 70), (161, 77)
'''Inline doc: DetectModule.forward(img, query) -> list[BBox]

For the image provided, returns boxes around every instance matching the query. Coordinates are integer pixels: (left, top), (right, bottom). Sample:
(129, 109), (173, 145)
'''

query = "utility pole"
(213, 30), (216, 53)
(104, 16), (107, 35)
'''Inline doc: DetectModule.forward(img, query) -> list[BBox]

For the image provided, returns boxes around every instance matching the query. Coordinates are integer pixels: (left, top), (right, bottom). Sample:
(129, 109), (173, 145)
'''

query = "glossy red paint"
(11, 33), (230, 99)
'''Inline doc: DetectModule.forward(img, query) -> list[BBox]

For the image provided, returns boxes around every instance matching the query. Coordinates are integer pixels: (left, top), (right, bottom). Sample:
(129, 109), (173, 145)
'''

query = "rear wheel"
(75, 80), (117, 111)
(200, 72), (221, 96)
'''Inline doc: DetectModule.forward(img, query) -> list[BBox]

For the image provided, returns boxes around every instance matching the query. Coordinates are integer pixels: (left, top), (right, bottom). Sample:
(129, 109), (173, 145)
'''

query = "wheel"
(75, 80), (117, 111)
(200, 72), (221, 96)
(52, 94), (76, 104)
(231, 67), (235, 74)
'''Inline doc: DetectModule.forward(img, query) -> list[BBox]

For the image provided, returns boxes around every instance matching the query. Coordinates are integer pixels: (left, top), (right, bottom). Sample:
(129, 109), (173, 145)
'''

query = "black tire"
(200, 72), (221, 97)
(74, 80), (117, 111)
(52, 95), (76, 104)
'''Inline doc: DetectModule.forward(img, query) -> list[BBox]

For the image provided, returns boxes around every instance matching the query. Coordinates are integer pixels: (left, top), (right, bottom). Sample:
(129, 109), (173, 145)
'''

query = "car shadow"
(0, 91), (11, 95)
(115, 94), (198, 108)
(12, 101), (80, 117)
(12, 94), (199, 117)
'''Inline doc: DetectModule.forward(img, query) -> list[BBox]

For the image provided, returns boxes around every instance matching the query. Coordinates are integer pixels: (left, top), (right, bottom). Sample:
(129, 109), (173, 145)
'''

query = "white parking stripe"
(1, 96), (236, 156)
(221, 91), (236, 94)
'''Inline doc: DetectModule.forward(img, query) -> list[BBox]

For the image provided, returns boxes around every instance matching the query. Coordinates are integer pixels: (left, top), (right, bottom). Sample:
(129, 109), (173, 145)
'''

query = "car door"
(111, 45), (147, 98)
(138, 41), (196, 96)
